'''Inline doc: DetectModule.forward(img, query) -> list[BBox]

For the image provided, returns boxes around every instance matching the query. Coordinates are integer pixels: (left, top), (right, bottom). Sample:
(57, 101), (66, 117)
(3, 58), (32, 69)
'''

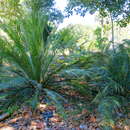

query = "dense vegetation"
(0, 0), (129, 129)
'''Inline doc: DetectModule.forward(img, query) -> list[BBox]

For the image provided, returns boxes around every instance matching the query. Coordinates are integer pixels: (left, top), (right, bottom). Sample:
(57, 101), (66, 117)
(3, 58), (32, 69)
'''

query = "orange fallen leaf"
(50, 115), (62, 123)
(90, 115), (96, 123)
(36, 122), (44, 129)
(23, 111), (32, 119)
(64, 104), (71, 107)
(31, 121), (37, 126)
(47, 106), (56, 111)
(79, 81), (87, 85)
(0, 123), (8, 128)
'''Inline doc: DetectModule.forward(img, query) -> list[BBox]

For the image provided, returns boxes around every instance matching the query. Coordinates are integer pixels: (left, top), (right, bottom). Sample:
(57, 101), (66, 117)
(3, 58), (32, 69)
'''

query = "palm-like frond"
(0, 8), (64, 114)
(87, 43), (130, 127)
(59, 41), (130, 127)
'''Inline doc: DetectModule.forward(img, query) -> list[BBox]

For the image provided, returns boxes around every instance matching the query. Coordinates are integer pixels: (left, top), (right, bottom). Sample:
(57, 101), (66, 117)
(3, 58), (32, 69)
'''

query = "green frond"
(98, 96), (125, 127)
(44, 88), (66, 117)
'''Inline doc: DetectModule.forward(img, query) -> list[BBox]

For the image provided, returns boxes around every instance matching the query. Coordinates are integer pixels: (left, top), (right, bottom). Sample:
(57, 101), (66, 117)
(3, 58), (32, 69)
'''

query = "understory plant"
(60, 40), (130, 128)
(93, 41), (130, 125)
(0, 6), (68, 115)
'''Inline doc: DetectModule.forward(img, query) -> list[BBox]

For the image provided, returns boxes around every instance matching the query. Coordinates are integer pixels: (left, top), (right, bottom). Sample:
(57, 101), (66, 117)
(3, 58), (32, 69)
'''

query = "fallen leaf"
(36, 122), (44, 129)
(31, 121), (37, 126)
(23, 111), (32, 119)
(0, 123), (8, 128)
(7, 117), (22, 124)
(47, 106), (56, 111)
(90, 115), (96, 123)
(50, 115), (62, 123)
(79, 81), (87, 85)
(64, 104), (71, 108)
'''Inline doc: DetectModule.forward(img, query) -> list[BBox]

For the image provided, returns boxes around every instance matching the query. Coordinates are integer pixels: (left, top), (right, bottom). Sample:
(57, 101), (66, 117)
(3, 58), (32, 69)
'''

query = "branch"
(0, 113), (10, 121)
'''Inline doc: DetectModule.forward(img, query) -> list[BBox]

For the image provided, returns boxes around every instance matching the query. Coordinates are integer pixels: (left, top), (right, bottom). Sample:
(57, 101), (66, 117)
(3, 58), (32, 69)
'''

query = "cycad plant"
(0, 5), (66, 116)
(87, 42), (130, 128)
(60, 40), (130, 128)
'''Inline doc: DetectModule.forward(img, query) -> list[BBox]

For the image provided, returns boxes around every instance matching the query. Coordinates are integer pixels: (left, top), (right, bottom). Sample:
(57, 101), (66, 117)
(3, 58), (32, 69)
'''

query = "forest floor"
(0, 89), (129, 130)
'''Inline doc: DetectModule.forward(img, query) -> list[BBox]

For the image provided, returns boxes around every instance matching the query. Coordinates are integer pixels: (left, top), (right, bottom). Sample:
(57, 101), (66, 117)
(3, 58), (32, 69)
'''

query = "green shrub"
(0, 7), (67, 115)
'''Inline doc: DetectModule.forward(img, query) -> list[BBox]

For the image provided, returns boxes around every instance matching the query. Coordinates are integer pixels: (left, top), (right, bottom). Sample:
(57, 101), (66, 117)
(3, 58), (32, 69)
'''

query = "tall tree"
(66, 0), (130, 50)
(66, 0), (130, 22)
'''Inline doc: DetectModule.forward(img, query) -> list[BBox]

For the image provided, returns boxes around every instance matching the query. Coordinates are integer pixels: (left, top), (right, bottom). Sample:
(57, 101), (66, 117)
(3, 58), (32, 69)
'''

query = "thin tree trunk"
(110, 13), (115, 52)
(101, 17), (104, 38)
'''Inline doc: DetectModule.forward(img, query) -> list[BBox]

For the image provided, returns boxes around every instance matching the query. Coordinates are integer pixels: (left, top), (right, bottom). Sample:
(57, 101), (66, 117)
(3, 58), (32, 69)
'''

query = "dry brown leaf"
(90, 116), (96, 123)
(0, 123), (8, 128)
(23, 111), (32, 119)
(79, 81), (87, 85)
(63, 104), (71, 108)
(7, 117), (22, 124)
(50, 117), (62, 123)
(36, 122), (44, 129)
(47, 106), (56, 111)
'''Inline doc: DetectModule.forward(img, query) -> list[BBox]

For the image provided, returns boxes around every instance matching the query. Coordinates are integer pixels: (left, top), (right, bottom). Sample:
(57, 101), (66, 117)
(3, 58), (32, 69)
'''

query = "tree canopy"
(66, 0), (130, 26)
(0, 0), (64, 23)
(25, 0), (64, 23)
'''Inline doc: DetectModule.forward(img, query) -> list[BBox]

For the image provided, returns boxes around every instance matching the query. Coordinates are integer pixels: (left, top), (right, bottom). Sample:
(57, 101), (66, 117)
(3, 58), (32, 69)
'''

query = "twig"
(0, 113), (10, 121)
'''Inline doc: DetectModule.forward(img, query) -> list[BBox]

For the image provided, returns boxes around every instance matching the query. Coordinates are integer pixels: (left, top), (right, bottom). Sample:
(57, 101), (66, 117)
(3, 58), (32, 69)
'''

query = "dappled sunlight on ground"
(0, 102), (129, 130)
(0, 126), (15, 130)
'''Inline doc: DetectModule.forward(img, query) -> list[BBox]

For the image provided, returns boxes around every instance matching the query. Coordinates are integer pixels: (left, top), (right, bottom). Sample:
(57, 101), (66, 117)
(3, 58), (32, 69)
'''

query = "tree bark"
(110, 13), (115, 52)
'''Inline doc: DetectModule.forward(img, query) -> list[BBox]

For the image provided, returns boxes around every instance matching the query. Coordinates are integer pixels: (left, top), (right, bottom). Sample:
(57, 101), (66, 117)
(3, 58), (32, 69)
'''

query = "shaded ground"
(0, 89), (129, 130)
(0, 104), (100, 130)
(0, 103), (129, 130)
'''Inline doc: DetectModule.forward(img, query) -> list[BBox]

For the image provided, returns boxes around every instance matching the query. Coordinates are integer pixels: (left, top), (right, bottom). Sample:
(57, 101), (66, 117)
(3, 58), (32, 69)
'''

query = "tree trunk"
(110, 13), (115, 52)
(101, 17), (104, 38)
